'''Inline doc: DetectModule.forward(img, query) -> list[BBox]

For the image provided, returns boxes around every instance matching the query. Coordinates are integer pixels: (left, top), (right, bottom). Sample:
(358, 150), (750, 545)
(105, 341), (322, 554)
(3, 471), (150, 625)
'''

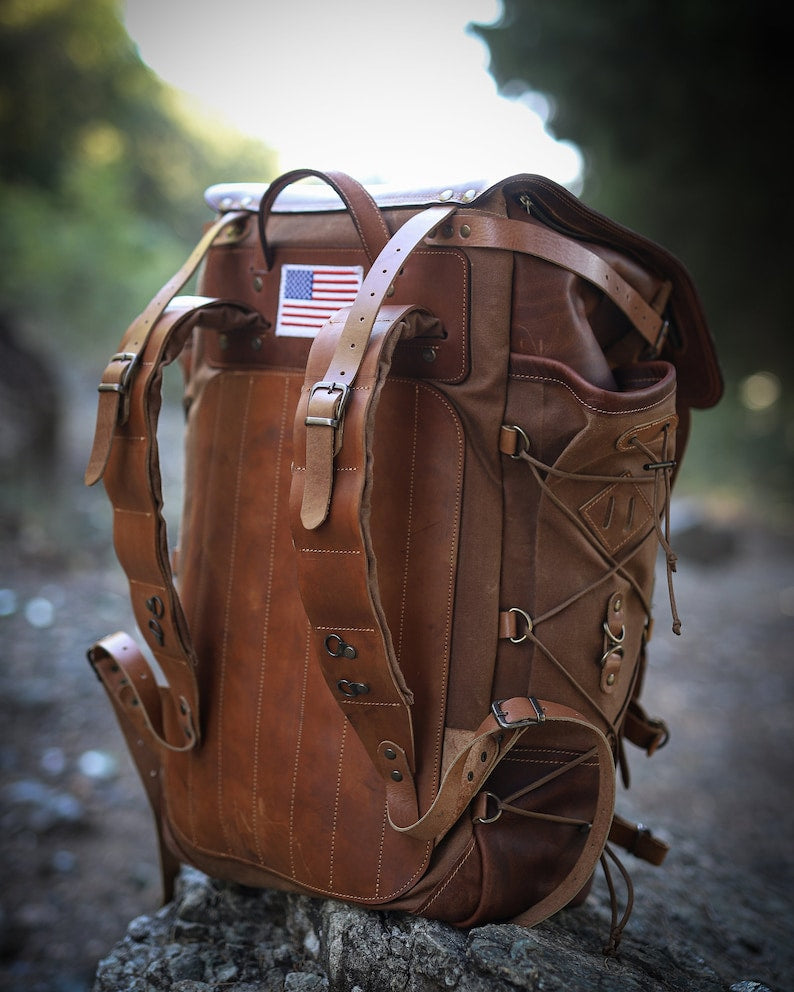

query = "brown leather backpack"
(85, 169), (721, 951)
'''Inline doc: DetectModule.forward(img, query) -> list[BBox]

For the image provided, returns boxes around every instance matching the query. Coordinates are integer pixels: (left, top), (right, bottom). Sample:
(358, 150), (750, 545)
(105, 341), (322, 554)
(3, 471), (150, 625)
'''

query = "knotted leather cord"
(600, 844), (635, 956)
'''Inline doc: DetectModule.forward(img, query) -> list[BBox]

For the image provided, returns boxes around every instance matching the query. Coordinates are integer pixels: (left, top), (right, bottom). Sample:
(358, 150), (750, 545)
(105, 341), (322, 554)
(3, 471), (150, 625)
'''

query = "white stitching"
(251, 374), (291, 864)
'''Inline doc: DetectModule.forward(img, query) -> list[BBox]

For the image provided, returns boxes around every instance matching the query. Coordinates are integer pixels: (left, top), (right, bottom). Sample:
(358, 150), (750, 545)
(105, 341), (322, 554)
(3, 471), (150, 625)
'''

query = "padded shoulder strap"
(85, 211), (266, 750)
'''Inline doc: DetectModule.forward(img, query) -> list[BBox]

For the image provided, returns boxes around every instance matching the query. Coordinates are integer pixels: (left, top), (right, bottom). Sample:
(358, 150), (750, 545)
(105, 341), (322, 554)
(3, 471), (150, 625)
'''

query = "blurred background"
(1, 1), (792, 990)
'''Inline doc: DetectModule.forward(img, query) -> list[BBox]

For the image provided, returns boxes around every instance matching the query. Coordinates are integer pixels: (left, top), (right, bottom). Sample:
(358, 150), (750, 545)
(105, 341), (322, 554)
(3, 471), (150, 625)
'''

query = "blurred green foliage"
(0, 0), (277, 359)
(474, 0), (793, 517)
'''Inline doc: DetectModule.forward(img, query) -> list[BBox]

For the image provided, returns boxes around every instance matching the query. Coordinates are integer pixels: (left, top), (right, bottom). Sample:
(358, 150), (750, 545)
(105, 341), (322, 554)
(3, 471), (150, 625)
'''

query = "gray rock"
(92, 867), (780, 992)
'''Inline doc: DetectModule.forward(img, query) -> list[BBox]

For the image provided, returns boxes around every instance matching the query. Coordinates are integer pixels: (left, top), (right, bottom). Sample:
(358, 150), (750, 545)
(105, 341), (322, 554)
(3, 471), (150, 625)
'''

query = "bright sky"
(123, 0), (582, 189)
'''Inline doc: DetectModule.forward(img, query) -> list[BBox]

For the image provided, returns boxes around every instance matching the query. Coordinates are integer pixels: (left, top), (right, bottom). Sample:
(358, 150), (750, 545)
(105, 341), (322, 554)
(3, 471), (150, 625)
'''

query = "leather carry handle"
(257, 168), (391, 272)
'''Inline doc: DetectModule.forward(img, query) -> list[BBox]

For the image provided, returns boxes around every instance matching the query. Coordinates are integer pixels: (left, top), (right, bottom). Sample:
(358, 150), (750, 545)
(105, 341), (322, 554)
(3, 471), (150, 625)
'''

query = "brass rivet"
(613, 598), (622, 612)
(467, 771), (474, 782)
(480, 751), (488, 762)
(386, 284), (395, 297)
(439, 188), (454, 201)
(384, 748), (397, 761)
(441, 223), (454, 238)
(607, 673), (616, 685)
(251, 336), (263, 351)
(460, 224), (471, 238)
(253, 275), (263, 292)
(422, 347), (436, 363)
(462, 189), (478, 202)
(391, 770), (403, 782)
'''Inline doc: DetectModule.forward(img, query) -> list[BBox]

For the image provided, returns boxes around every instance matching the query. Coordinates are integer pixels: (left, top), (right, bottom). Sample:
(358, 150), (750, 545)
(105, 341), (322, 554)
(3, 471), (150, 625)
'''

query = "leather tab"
(600, 591), (626, 694)
(609, 813), (669, 865)
(88, 631), (197, 752)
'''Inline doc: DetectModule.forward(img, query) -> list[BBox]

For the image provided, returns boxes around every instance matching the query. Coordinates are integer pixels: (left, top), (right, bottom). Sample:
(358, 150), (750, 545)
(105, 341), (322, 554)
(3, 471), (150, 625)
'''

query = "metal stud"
(391, 770), (403, 782)
(438, 188), (454, 201)
(384, 748), (397, 761)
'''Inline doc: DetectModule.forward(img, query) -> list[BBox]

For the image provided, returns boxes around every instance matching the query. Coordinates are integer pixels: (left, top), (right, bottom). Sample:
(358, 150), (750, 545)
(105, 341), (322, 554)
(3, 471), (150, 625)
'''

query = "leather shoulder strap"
(425, 213), (668, 353)
(85, 211), (266, 749)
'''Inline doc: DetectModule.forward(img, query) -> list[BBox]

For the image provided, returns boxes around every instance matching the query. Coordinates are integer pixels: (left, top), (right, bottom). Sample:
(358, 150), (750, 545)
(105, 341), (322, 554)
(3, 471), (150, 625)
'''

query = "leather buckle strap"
(299, 204), (455, 532)
(425, 213), (667, 352)
(491, 696), (545, 728)
(305, 380), (350, 429)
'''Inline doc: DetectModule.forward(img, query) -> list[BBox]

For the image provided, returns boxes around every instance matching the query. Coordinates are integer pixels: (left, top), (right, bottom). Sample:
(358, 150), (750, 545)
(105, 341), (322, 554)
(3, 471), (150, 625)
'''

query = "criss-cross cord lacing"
(504, 424), (679, 953)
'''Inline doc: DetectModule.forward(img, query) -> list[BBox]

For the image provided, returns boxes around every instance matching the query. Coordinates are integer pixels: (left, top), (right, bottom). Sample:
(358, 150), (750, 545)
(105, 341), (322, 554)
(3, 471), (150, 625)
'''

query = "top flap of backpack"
(204, 174), (722, 411)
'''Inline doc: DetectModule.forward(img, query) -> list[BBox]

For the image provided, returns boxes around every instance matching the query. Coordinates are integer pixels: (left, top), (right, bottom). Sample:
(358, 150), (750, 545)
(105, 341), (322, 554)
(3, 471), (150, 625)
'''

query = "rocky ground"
(1, 382), (793, 991)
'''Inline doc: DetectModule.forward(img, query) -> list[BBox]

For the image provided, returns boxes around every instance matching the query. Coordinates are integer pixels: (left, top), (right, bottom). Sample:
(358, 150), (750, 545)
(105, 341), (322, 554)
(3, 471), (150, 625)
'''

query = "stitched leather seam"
(217, 374), (254, 855)
(327, 719), (347, 890)
(288, 624), (312, 880)
(510, 372), (675, 416)
(339, 700), (402, 707)
(502, 756), (599, 767)
(252, 374), (291, 865)
(186, 376), (226, 846)
(375, 803), (388, 899)
(296, 548), (362, 555)
(581, 479), (654, 554)
(168, 813), (432, 902)
(292, 466), (359, 473)
(420, 839), (477, 914)
(315, 625), (376, 632)
(395, 383), (420, 660)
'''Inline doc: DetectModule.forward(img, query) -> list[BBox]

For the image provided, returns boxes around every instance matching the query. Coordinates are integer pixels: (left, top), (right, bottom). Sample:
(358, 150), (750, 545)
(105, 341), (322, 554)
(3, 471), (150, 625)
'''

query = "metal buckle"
(305, 380), (350, 428)
(491, 697), (546, 729)
(97, 352), (139, 395)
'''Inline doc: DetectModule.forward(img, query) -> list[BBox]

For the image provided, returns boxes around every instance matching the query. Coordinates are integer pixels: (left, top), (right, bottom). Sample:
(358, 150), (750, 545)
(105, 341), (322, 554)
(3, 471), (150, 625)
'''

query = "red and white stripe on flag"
(276, 263), (363, 337)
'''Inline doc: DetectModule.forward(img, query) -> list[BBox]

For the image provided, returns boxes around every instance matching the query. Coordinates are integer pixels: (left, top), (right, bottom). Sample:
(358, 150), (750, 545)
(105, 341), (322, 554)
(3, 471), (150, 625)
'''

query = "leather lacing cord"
(501, 422), (679, 953)
(600, 844), (635, 956)
(477, 745), (601, 831)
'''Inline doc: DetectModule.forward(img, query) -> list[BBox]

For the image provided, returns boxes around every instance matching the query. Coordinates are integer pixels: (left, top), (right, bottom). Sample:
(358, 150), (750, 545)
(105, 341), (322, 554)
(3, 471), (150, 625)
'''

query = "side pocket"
(495, 355), (678, 740)
(455, 716), (615, 928)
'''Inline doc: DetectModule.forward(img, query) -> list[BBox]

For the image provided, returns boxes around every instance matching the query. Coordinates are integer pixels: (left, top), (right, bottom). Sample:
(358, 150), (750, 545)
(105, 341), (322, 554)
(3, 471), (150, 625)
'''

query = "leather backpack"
(85, 169), (721, 951)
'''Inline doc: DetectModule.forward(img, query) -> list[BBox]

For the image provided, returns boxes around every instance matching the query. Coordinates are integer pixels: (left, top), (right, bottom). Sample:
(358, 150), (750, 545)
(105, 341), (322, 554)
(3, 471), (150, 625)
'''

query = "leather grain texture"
(86, 169), (721, 932)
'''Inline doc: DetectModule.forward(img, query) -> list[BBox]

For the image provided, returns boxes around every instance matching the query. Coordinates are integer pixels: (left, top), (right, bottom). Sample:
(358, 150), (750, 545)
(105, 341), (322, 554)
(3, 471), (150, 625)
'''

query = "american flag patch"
(275, 263), (363, 337)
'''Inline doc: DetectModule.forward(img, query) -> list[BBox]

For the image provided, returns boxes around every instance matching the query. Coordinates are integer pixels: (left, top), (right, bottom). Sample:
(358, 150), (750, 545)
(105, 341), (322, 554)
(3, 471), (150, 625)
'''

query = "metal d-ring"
(475, 791), (503, 825)
(507, 424), (531, 459)
(508, 607), (533, 644)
